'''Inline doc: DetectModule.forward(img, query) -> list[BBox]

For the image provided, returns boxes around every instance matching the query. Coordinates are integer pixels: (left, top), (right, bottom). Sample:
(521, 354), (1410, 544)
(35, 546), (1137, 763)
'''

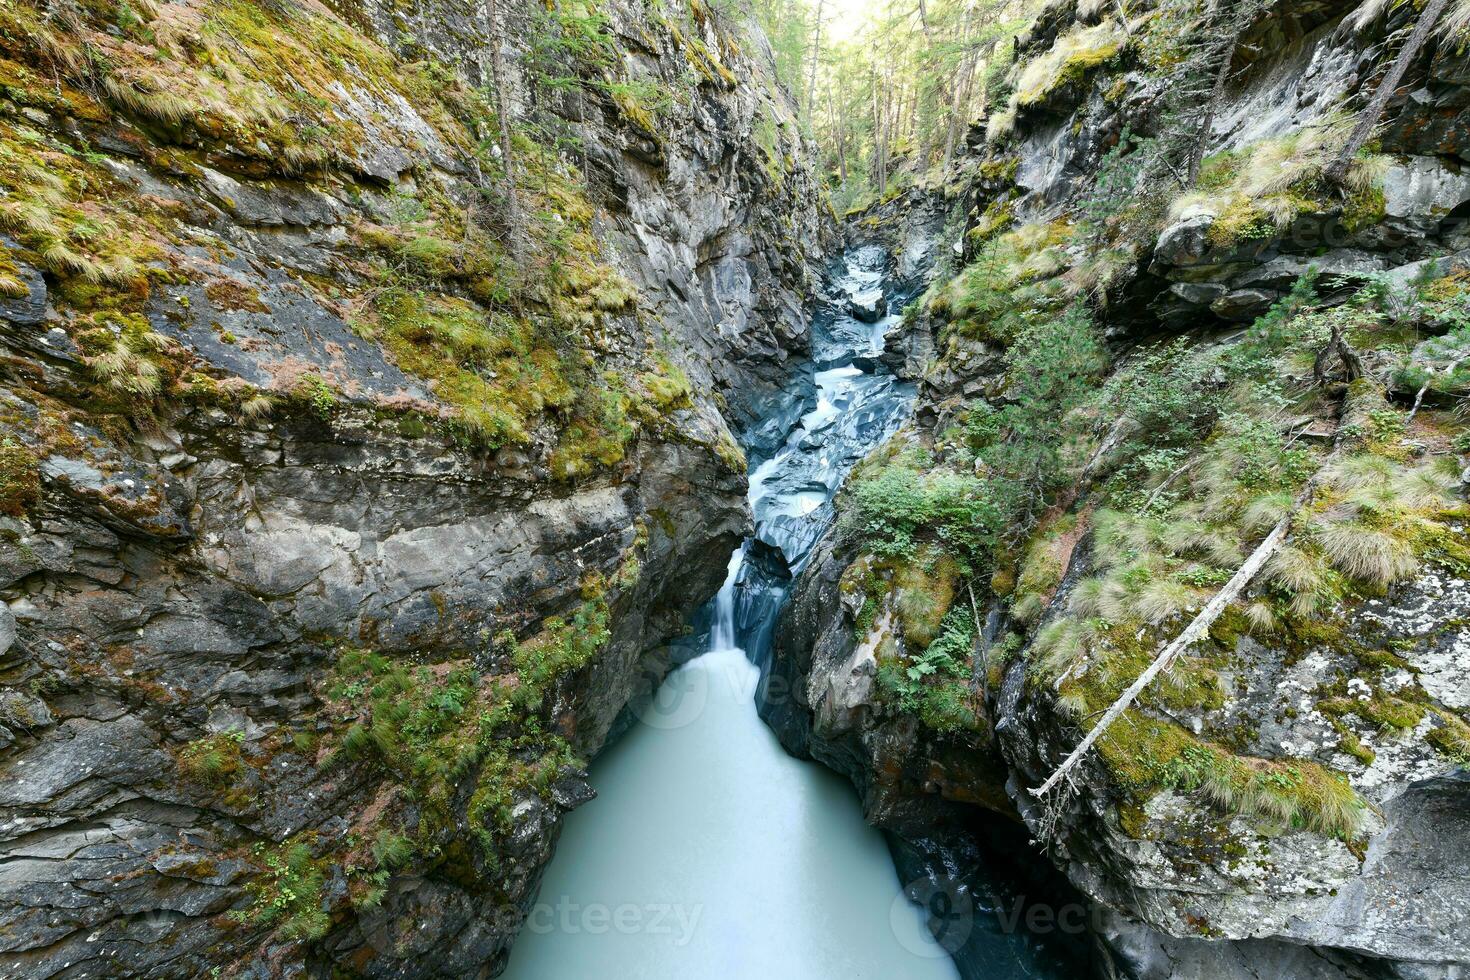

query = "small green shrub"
(846, 462), (1000, 567)
(876, 607), (981, 733)
(232, 838), (330, 941)
(371, 829), (416, 871)
(177, 730), (246, 785)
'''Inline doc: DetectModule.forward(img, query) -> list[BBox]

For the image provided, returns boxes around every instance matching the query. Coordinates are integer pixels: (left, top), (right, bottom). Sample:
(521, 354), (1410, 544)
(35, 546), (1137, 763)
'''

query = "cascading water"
(502, 249), (1070, 979)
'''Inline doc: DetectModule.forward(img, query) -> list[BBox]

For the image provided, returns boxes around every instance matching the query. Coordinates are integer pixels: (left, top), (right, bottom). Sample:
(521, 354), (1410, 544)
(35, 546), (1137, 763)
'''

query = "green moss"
(637, 355), (693, 412)
(1319, 693), (1426, 733)
(1011, 515), (1077, 625)
(753, 108), (785, 185)
(1426, 709), (1470, 765)
(611, 87), (659, 134)
(892, 549), (961, 649)
(323, 636), (584, 869)
(977, 156), (1020, 184)
(681, 32), (737, 88)
(713, 430), (746, 474)
(0, 438), (39, 517)
(1342, 182), (1387, 234)
(549, 381), (635, 480)
(1170, 119), (1391, 250)
(1097, 712), (1367, 842)
(1207, 195), (1279, 248)
(1013, 21), (1125, 108)
(8, 0), (469, 171)
(1335, 726), (1377, 766)
(841, 555), (884, 641)
(0, 244), (29, 298)
(1117, 801), (1150, 839)
(967, 200), (1015, 245)
(1053, 621), (1224, 720)
(365, 288), (571, 448)
(0, 127), (163, 303)
(289, 374), (337, 421)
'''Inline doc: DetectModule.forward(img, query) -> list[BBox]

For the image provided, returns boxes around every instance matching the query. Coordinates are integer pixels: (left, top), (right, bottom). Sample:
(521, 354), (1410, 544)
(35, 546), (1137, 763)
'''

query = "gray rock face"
(996, 560), (1470, 974)
(0, 394), (750, 978)
(0, 238), (45, 328)
(847, 187), (951, 296)
(1153, 211), (1219, 268)
(1382, 156), (1470, 233)
(765, 529), (1014, 830)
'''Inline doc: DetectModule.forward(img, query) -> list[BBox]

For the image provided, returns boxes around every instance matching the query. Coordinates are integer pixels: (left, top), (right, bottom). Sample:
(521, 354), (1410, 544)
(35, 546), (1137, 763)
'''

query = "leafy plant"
(232, 838), (330, 940)
(876, 607), (980, 733)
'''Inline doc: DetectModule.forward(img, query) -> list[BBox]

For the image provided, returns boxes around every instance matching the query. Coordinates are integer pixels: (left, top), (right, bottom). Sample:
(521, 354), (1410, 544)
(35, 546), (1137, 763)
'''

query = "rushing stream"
(503, 249), (1071, 979)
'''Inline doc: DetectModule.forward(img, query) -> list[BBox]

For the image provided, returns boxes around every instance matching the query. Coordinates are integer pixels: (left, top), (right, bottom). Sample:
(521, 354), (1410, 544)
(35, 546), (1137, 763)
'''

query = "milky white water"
(502, 251), (960, 979)
(500, 576), (959, 979)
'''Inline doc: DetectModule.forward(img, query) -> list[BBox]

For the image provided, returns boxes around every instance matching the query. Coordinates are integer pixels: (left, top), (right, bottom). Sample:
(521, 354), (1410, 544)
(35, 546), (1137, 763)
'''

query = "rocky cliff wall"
(771, 1), (1470, 978)
(0, 0), (829, 975)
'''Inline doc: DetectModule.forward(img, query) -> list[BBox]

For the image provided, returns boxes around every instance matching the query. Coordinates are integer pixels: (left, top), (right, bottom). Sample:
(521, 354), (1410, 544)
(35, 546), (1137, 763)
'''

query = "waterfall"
(500, 247), (981, 980)
(708, 548), (743, 654)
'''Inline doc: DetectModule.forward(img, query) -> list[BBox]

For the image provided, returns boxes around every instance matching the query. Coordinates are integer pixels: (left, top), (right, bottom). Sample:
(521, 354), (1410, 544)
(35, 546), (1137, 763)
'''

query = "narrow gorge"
(1, 0), (1468, 978)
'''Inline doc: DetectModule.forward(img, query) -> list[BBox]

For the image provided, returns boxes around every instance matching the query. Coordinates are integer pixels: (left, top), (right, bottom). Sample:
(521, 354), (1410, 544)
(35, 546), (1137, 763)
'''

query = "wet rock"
(1235, 250), (1389, 291)
(0, 247), (45, 328)
(197, 168), (345, 228)
(1387, 250), (1470, 291)
(848, 288), (887, 322)
(1169, 281), (1227, 307)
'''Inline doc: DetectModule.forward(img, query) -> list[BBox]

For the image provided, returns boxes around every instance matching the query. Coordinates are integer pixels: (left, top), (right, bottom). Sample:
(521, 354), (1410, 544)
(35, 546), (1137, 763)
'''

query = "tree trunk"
(1325, 0), (1450, 185)
(835, 79), (850, 185)
(1030, 509), (1296, 799)
(805, 0), (825, 124)
(871, 68), (884, 192)
(942, 3), (980, 175)
(1030, 413), (1347, 802)
(1313, 322), (1365, 385)
(484, 0), (521, 240)
(1186, 0), (1241, 186)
